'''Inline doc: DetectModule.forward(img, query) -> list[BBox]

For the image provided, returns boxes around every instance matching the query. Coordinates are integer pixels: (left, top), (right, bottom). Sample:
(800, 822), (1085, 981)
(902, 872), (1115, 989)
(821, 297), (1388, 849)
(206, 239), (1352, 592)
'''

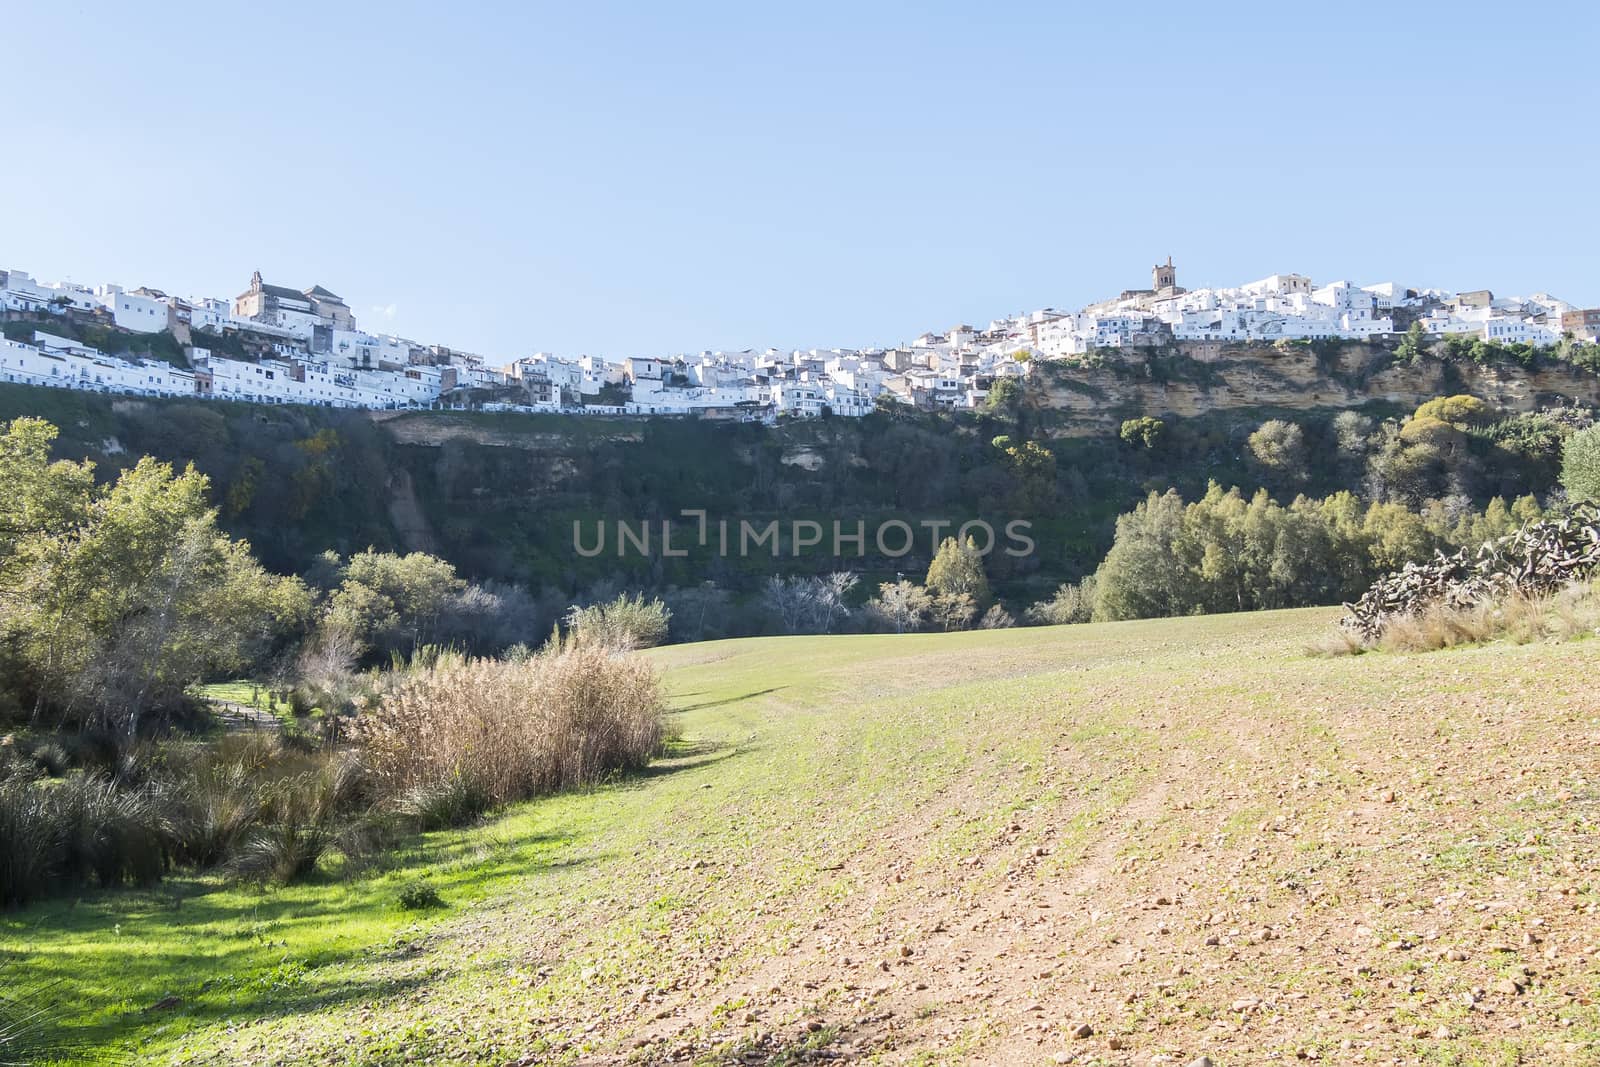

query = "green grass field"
(6, 608), (1600, 1065)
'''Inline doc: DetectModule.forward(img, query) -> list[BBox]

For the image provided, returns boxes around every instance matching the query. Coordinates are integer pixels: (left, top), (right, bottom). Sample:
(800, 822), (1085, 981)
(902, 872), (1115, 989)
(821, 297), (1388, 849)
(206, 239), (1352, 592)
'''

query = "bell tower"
(1152, 256), (1176, 291)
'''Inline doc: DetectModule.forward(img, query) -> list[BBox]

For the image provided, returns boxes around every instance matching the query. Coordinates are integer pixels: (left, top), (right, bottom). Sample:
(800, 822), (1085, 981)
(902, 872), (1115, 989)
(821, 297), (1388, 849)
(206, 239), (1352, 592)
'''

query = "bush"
(168, 755), (264, 868)
(397, 878), (445, 910)
(230, 754), (363, 885)
(978, 603), (1016, 629)
(564, 593), (671, 651)
(55, 775), (170, 889)
(1025, 578), (1097, 625)
(357, 646), (664, 816)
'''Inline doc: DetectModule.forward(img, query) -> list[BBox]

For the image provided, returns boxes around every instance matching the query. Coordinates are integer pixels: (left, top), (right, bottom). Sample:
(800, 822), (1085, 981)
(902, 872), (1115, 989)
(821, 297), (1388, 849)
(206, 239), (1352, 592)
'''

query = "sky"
(3, 1), (1597, 361)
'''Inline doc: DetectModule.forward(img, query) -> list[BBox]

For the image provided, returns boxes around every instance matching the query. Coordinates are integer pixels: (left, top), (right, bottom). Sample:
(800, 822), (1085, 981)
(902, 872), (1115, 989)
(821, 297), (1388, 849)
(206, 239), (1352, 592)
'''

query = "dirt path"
(206, 699), (281, 734)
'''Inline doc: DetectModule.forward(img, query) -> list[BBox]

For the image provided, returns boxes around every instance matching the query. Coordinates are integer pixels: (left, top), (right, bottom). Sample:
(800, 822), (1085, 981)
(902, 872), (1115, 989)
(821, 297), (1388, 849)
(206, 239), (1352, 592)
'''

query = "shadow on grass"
(44, 970), (438, 1063)
(672, 686), (787, 712)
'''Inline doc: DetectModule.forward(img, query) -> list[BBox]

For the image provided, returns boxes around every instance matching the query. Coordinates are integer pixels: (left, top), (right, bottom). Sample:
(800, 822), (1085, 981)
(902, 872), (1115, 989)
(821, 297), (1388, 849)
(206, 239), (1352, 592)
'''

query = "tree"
(866, 580), (931, 634)
(324, 550), (467, 655)
(1395, 321), (1428, 364)
(0, 436), (308, 734)
(812, 572), (858, 633)
(1119, 417), (1165, 449)
(931, 592), (978, 631)
(1414, 394), (1492, 428)
(1561, 425), (1600, 503)
(1247, 420), (1308, 483)
(761, 575), (815, 634)
(985, 377), (1024, 419)
(925, 536), (991, 609)
(1332, 412), (1375, 458)
(1092, 491), (1195, 621)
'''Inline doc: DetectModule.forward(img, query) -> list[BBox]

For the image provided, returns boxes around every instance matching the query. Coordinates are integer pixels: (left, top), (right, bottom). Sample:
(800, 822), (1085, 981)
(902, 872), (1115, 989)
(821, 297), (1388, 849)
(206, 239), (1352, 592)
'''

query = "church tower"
(1152, 256), (1176, 291)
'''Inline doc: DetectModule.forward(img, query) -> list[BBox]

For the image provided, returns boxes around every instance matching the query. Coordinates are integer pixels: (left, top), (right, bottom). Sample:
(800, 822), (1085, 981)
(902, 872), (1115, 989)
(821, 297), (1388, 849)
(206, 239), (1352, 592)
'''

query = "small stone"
(1446, 948), (1468, 962)
(805, 1019), (824, 1032)
(1494, 978), (1523, 996)
(1070, 1022), (1093, 1039)
(1107, 1036), (1126, 1050)
(1189, 1058), (1216, 1067)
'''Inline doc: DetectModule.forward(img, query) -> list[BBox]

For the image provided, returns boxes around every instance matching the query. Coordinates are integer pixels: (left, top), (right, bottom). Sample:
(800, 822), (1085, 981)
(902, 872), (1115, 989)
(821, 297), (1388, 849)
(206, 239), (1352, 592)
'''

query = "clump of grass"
(0, 961), (81, 1066)
(55, 774), (171, 889)
(358, 645), (664, 823)
(232, 751), (367, 885)
(0, 761), (173, 907)
(24, 741), (71, 778)
(395, 775), (491, 831)
(0, 765), (62, 909)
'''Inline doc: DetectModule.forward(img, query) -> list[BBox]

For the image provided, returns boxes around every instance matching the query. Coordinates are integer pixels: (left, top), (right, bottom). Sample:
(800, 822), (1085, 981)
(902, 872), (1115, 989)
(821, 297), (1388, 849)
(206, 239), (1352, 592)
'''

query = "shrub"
(397, 878), (445, 910)
(1025, 577), (1097, 625)
(357, 646), (664, 814)
(978, 604), (1016, 629)
(564, 593), (671, 651)
(25, 742), (71, 778)
(232, 817), (331, 885)
(227, 750), (365, 885)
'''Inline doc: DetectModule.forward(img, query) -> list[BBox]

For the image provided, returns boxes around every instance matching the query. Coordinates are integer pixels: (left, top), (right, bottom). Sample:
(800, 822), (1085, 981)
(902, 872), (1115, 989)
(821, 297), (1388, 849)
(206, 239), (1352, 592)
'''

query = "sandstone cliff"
(1034, 342), (1600, 437)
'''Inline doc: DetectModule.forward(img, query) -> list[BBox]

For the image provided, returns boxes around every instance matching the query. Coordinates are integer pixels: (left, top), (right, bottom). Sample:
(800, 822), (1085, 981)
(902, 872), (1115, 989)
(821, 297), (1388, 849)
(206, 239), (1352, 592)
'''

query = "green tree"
(1119, 417), (1166, 449)
(1414, 394), (1492, 428)
(1561, 425), (1600, 502)
(985, 377), (1024, 419)
(1247, 420), (1308, 483)
(925, 536), (991, 609)
(0, 432), (307, 733)
(1395, 321), (1428, 364)
(324, 550), (468, 656)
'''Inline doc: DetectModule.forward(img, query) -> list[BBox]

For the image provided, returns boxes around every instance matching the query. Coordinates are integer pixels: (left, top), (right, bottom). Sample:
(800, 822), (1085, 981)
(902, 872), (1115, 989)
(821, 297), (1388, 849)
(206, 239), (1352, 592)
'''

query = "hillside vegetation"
(7, 609), (1599, 1064)
(2, 345), (1594, 628)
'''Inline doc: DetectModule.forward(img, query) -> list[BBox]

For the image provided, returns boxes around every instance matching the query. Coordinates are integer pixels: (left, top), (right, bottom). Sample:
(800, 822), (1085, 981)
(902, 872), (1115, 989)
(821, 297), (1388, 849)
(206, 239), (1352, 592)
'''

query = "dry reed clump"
(355, 646), (664, 823)
(1313, 580), (1600, 656)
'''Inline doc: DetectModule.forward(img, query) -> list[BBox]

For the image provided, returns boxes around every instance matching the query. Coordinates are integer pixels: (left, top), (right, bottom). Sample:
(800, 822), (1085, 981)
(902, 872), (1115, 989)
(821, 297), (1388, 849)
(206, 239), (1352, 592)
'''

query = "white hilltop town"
(2, 261), (1597, 419)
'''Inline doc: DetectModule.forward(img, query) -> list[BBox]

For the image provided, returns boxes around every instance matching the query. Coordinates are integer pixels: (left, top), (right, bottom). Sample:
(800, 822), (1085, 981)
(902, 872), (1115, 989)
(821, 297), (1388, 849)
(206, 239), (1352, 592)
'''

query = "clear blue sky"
(3, 1), (1596, 360)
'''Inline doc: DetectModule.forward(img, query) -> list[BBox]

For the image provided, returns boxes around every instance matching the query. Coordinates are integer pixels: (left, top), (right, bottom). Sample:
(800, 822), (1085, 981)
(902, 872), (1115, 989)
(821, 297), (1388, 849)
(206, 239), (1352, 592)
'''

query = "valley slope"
(10, 609), (1599, 1065)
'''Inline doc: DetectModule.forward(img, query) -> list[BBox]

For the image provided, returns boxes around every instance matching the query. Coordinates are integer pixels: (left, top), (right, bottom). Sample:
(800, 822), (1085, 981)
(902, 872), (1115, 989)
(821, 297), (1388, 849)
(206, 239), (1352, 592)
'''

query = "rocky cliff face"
(1034, 342), (1600, 436)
